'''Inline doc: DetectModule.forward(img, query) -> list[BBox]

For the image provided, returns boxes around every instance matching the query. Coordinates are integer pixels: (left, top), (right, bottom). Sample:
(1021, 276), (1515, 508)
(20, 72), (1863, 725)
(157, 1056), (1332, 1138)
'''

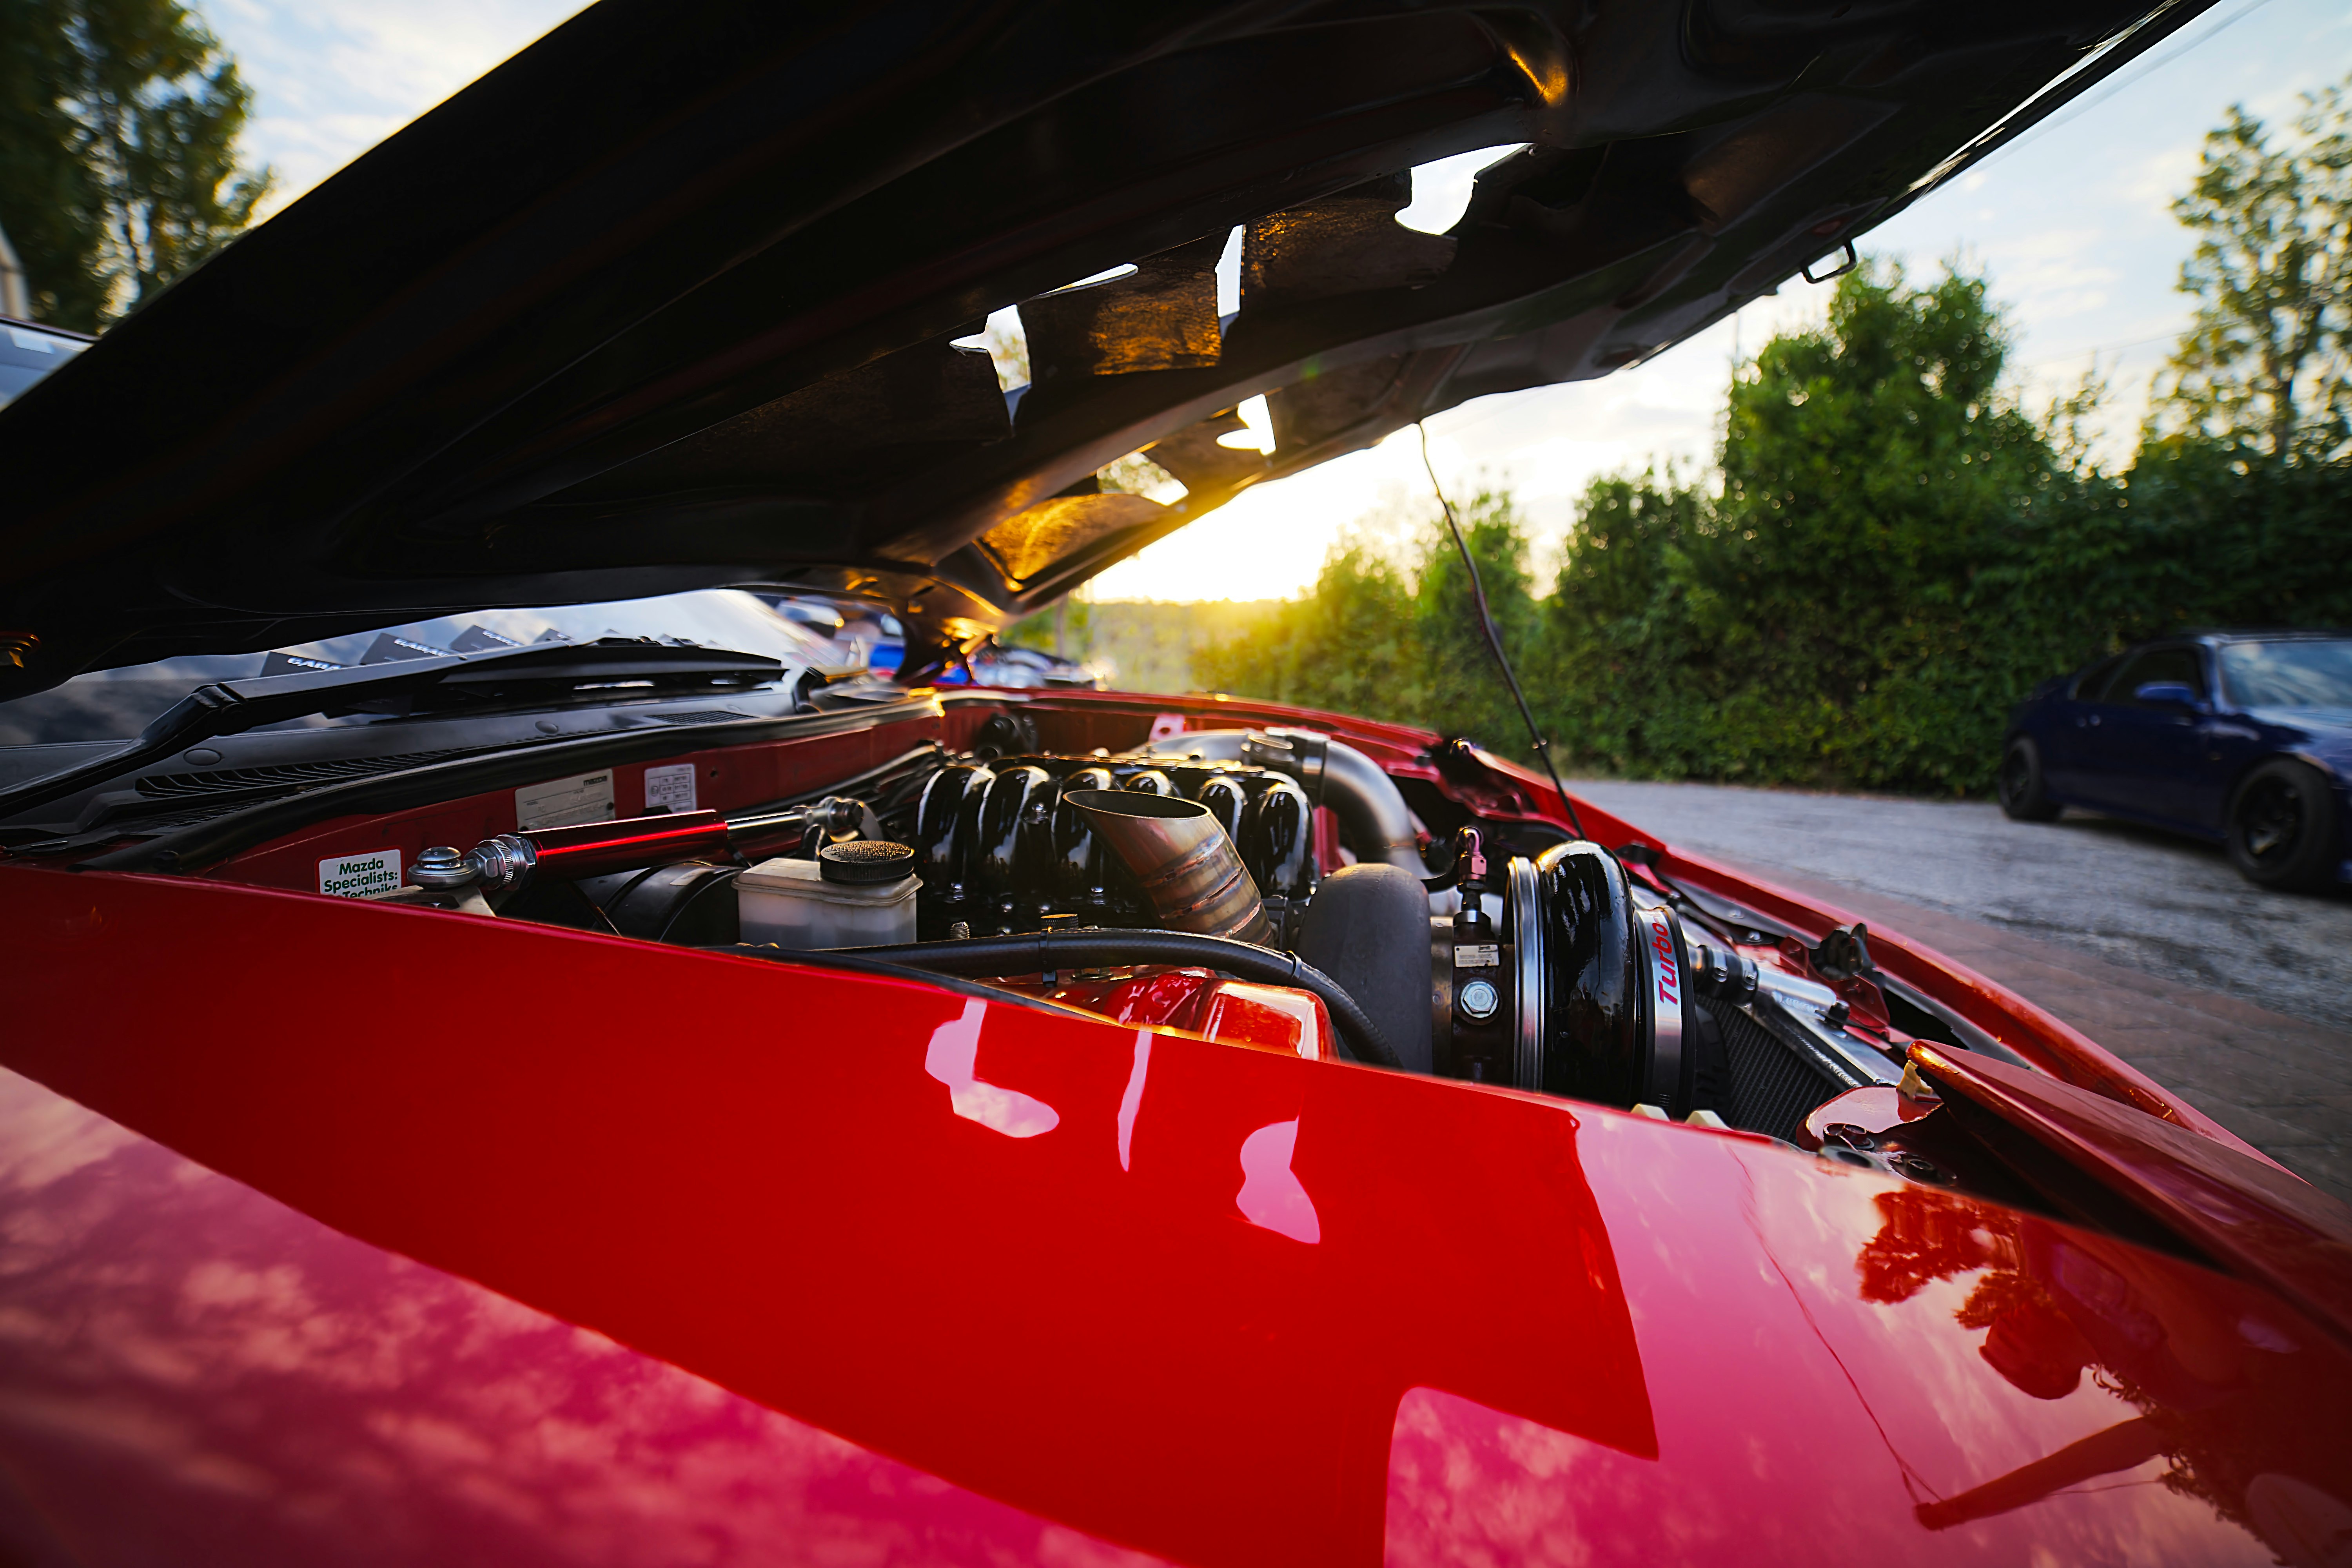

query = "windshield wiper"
(0, 639), (782, 820)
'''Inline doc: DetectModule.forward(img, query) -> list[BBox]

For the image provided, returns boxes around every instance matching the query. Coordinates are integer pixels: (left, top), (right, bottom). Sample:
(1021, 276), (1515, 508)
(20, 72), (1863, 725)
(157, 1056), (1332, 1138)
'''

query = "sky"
(209, 0), (2352, 603)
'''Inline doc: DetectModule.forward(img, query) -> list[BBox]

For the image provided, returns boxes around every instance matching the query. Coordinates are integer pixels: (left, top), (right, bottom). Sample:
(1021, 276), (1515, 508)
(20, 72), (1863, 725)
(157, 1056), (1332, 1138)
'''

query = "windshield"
(0, 589), (841, 747)
(0, 323), (92, 410)
(2217, 639), (2352, 710)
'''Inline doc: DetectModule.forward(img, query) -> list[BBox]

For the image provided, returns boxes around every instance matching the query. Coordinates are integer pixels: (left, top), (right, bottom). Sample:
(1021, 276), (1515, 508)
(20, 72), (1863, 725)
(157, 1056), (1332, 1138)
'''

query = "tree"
(1543, 468), (1705, 772)
(1562, 260), (2074, 789)
(1197, 254), (2352, 793)
(0, 0), (270, 330)
(1195, 534), (1428, 726)
(1410, 484), (1539, 751)
(0, 0), (104, 325)
(2158, 81), (2352, 462)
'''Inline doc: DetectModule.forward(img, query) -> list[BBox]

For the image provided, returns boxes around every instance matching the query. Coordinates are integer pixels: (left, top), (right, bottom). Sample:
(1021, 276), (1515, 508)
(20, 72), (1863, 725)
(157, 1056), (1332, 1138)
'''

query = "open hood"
(0, 0), (2208, 692)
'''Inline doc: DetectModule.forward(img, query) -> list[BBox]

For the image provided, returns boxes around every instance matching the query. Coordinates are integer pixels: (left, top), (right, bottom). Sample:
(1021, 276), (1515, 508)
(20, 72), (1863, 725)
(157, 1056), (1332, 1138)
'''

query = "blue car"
(1999, 631), (2352, 890)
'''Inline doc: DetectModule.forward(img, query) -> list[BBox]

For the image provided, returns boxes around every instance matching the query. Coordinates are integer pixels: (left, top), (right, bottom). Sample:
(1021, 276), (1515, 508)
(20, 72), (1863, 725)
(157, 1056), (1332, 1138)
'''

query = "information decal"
(644, 762), (698, 815)
(516, 771), (615, 830)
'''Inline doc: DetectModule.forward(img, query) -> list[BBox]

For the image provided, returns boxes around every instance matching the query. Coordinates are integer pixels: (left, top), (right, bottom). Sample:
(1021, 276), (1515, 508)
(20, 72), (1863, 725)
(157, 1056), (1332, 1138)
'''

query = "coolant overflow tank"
(737, 842), (920, 949)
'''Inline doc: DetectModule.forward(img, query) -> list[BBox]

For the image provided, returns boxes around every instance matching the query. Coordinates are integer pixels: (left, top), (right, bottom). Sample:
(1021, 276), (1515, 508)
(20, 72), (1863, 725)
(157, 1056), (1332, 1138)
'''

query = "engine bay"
(339, 716), (1981, 1166)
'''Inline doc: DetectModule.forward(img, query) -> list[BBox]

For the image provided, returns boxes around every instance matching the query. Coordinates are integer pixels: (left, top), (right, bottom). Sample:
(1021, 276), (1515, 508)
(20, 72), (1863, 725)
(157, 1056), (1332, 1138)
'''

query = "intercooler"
(1715, 1003), (1842, 1145)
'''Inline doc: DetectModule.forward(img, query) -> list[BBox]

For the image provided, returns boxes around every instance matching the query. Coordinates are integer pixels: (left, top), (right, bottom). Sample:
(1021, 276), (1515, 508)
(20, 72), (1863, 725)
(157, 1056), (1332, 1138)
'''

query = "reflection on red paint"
(1236, 1119), (1318, 1243)
(0, 1071), (1171, 1567)
(1118, 1031), (1151, 1172)
(1385, 1387), (1666, 1567)
(924, 998), (1059, 1138)
(994, 969), (1337, 1060)
(1857, 1186), (2352, 1556)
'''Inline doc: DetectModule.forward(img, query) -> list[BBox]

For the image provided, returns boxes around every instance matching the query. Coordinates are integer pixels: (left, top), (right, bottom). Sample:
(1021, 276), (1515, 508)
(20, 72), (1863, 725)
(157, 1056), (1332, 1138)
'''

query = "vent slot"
(136, 748), (481, 799)
(11, 795), (275, 856)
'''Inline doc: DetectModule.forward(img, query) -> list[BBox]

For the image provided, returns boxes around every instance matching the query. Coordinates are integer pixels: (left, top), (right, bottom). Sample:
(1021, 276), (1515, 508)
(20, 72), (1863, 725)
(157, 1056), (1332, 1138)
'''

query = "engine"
(904, 746), (1316, 944)
(886, 729), (1746, 1108)
(395, 725), (1905, 1136)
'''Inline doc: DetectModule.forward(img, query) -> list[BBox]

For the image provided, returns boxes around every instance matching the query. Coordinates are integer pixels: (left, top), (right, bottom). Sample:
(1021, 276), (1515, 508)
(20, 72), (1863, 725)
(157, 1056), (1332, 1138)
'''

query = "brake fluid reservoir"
(736, 842), (920, 949)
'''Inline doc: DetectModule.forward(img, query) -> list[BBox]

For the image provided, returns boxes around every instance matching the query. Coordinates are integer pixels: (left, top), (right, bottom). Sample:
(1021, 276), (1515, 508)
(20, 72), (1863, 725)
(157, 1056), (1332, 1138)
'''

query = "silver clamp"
(1240, 727), (1328, 801)
(410, 833), (537, 890)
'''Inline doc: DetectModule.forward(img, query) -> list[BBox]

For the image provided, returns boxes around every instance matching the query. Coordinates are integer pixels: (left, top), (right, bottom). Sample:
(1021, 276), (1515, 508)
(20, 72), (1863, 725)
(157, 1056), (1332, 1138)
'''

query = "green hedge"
(1198, 263), (2352, 794)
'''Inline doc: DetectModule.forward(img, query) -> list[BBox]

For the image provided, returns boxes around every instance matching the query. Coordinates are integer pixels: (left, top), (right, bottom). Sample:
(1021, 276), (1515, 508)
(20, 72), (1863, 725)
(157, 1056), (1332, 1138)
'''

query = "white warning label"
(319, 848), (402, 899)
(516, 770), (614, 829)
(644, 762), (698, 815)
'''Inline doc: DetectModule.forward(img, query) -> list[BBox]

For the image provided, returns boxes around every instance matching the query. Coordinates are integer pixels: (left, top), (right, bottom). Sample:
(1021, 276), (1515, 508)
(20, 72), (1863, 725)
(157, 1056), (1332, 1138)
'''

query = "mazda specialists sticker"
(319, 848), (401, 898)
(516, 770), (615, 829)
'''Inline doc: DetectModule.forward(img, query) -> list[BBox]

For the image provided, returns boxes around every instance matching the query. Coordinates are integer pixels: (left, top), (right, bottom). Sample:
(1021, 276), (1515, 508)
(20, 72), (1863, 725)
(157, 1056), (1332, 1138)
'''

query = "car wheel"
(1997, 737), (2060, 822)
(2226, 760), (2339, 891)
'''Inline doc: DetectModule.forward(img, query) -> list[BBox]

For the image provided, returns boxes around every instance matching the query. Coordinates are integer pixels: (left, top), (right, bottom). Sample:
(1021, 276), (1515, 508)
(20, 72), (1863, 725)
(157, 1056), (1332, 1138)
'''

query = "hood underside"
(0, 0), (2207, 692)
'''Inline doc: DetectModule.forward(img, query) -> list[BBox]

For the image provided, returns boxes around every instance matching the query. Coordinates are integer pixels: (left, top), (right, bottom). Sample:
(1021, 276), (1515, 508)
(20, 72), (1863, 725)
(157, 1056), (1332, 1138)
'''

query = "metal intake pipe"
(1144, 727), (1426, 877)
(1066, 788), (1272, 945)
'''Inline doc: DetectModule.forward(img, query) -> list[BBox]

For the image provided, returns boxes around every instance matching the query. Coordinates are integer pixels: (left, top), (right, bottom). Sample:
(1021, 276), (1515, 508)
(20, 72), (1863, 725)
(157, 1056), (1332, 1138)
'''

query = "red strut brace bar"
(521, 810), (733, 879)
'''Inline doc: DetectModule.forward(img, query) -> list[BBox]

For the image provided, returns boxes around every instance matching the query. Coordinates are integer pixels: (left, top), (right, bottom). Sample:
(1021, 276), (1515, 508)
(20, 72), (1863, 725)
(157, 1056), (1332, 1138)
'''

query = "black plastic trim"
(74, 696), (952, 873)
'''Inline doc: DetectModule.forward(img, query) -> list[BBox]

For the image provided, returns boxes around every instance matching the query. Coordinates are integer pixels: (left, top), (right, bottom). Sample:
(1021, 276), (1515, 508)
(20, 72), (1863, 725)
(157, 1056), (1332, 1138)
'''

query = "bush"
(1197, 261), (2352, 794)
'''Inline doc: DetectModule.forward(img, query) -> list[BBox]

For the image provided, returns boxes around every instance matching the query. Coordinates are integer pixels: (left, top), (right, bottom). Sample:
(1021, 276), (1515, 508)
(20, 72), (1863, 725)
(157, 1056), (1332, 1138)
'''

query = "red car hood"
(3, 864), (2346, 1566)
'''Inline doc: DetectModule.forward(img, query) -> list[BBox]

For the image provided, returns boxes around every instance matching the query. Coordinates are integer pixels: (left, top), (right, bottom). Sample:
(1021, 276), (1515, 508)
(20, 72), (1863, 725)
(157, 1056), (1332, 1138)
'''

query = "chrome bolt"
(1458, 978), (1501, 1021)
(410, 845), (477, 889)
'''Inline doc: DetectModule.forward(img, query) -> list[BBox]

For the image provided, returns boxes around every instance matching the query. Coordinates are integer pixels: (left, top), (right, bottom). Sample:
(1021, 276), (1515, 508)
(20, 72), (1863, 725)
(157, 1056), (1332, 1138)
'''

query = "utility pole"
(0, 218), (31, 319)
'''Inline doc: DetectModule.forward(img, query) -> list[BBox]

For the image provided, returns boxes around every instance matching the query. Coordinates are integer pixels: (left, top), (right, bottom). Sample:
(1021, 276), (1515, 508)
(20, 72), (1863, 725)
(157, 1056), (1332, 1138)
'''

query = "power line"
(2014, 328), (2184, 374)
(1419, 422), (1591, 843)
(1965, 0), (2281, 178)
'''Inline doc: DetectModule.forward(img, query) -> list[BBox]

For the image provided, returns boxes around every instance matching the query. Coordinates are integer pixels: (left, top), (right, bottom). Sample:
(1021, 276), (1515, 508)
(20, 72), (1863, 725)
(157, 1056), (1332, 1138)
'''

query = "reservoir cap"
(819, 840), (917, 885)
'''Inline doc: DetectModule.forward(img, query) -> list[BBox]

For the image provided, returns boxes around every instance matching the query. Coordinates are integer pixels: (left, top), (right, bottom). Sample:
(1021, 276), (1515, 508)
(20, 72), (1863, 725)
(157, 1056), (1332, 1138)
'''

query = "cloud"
(216, 0), (589, 208)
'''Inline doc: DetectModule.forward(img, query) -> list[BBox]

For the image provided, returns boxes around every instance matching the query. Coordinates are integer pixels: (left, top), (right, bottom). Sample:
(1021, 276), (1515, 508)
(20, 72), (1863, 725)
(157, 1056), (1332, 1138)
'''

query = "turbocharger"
(1421, 840), (1749, 1116)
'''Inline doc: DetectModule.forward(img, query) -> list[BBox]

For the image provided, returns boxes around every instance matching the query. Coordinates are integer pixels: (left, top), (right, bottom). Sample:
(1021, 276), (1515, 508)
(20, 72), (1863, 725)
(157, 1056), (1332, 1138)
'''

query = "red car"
(2, 2), (2347, 1564)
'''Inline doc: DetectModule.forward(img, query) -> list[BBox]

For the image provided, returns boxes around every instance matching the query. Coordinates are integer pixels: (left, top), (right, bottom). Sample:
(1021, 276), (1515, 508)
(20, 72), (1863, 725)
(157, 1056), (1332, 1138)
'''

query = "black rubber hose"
(802, 929), (1404, 1070)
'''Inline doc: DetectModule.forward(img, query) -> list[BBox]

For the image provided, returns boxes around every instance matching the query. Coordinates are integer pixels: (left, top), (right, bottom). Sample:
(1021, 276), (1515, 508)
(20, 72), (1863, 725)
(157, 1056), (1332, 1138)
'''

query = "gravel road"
(1568, 780), (2352, 1033)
